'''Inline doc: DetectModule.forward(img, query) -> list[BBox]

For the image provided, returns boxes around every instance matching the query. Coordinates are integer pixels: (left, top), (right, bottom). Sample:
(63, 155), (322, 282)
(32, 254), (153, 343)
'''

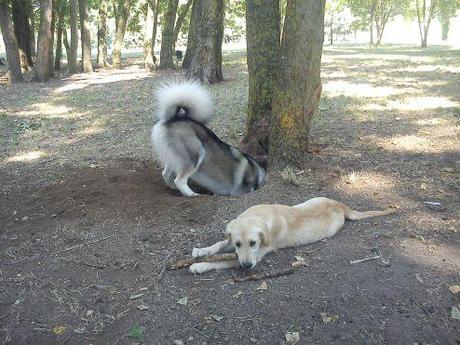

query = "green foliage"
(224, 0), (245, 42)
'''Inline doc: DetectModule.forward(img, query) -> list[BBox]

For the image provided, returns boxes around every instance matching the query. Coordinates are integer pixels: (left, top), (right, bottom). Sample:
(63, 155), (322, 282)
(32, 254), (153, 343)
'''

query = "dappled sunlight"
(380, 135), (436, 153)
(334, 170), (397, 193)
(4, 150), (47, 163)
(395, 64), (460, 74)
(323, 80), (403, 98)
(54, 66), (153, 94)
(388, 96), (458, 111)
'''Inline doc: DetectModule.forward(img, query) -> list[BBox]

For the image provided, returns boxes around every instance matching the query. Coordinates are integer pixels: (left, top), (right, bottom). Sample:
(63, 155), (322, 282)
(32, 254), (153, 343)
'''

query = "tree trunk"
(68, 0), (78, 72)
(159, 0), (179, 69)
(269, 0), (325, 167)
(29, 2), (35, 57)
(34, 0), (53, 81)
(0, 0), (24, 82)
(329, 19), (333, 45)
(54, 0), (65, 70)
(369, 17), (374, 47)
(185, 0), (224, 83)
(63, 28), (71, 60)
(173, 0), (192, 50)
(97, 0), (108, 68)
(111, 0), (131, 68)
(11, 0), (34, 69)
(151, 0), (160, 60)
(47, 0), (56, 73)
(79, 0), (93, 72)
(182, 0), (198, 69)
(441, 17), (449, 41)
(144, 2), (155, 71)
(243, 0), (280, 155)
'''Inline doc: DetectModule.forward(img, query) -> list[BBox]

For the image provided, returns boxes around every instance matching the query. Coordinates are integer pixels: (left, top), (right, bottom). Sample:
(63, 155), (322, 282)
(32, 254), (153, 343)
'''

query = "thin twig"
(157, 251), (174, 281)
(52, 233), (117, 255)
(350, 255), (380, 265)
(169, 253), (237, 270)
(233, 268), (296, 282)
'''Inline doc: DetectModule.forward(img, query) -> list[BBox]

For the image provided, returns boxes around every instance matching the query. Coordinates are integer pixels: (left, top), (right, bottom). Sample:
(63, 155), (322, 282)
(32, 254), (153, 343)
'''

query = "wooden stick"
(350, 255), (380, 265)
(169, 253), (237, 270)
(233, 268), (296, 282)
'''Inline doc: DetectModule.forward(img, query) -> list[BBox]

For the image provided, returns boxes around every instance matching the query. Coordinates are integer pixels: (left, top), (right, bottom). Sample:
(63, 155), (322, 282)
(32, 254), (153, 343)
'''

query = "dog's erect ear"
(258, 231), (270, 247)
(225, 220), (235, 241)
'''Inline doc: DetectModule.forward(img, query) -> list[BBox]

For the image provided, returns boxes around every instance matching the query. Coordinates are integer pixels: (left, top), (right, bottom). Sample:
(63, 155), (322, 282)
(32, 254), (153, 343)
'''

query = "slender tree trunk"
(63, 28), (71, 60)
(34, 0), (53, 81)
(329, 19), (333, 45)
(11, 0), (34, 69)
(28, 1), (36, 57)
(47, 0), (56, 73)
(79, 0), (92, 71)
(243, 0), (280, 155)
(111, 0), (131, 68)
(54, 0), (64, 70)
(151, 0), (160, 61)
(97, 0), (108, 68)
(185, 0), (224, 83)
(159, 0), (179, 69)
(144, 2), (155, 71)
(0, 0), (24, 82)
(369, 16), (374, 47)
(269, 0), (325, 167)
(68, 0), (78, 72)
(182, 0), (198, 69)
(440, 17), (449, 41)
(173, 0), (192, 50)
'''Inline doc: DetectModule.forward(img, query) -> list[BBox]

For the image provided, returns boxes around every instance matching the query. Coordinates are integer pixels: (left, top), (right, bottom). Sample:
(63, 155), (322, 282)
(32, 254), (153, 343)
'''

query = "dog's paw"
(189, 262), (211, 274)
(192, 247), (208, 258)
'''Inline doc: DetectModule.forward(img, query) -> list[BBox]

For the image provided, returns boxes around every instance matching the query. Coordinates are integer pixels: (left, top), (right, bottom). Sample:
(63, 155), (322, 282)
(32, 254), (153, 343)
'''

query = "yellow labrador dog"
(190, 197), (395, 274)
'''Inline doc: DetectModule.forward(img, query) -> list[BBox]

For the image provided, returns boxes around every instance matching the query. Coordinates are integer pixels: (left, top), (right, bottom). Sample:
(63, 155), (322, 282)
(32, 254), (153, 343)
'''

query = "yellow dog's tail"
(341, 204), (396, 221)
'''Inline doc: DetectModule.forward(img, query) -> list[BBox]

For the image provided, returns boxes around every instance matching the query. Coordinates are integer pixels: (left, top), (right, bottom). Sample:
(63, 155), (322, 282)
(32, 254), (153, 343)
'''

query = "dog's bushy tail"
(155, 80), (214, 124)
(342, 204), (396, 221)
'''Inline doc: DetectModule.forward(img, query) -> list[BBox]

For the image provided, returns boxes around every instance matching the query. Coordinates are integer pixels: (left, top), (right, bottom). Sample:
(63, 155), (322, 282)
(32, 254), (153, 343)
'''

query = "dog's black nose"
(241, 262), (252, 269)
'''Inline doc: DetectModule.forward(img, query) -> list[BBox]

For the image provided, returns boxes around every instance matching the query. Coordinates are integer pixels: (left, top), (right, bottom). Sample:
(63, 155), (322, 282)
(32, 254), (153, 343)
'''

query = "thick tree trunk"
(54, 0), (65, 70)
(269, 0), (325, 167)
(68, 0), (78, 72)
(159, 0), (179, 69)
(97, 0), (108, 68)
(47, 0), (56, 73)
(173, 0), (192, 50)
(144, 2), (155, 71)
(111, 0), (131, 68)
(11, 0), (34, 69)
(34, 0), (53, 81)
(244, 0), (280, 155)
(182, 0), (198, 69)
(185, 0), (224, 83)
(79, 0), (93, 72)
(28, 2), (35, 57)
(441, 18), (449, 41)
(0, 0), (24, 82)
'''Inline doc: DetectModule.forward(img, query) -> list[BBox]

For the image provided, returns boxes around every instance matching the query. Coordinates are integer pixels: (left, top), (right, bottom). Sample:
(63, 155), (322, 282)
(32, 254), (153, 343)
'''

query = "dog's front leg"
(189, 260), (238, 274)
(192, 239), (233, 258)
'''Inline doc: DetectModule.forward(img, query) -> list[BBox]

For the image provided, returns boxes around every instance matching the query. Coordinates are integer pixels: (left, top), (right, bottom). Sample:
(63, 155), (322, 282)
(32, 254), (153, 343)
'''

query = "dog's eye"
(235, 242), (241, 248)
(249, 240), (256, 247)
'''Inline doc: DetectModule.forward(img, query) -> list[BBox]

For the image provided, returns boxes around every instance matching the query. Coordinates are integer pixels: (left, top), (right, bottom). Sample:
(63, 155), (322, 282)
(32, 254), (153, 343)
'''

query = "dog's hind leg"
(189, 260), (237, 274)
(162, 167), (177, 190)
(192, 240), (233, 258)
(174, 166), (200, 196)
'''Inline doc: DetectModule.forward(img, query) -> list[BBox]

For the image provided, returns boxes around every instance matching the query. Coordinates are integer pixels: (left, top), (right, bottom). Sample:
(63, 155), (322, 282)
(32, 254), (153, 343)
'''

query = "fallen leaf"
(420, 183), (428, 190)
(256, 281), (268, 291)
(285, 331), (300, 344)
(320, 312), (339, 324)
(73, 327), (86, 334)
(291, 255), (308, 268)
(449, 285), (460, 294)
(212, 315), (224, 322)
(451, 306), (460, 320)
(415, 273), (424, 284)
(233, 290), (243, 298)
(52, 325), (66, 335)
(136, 304), (149, 311)
(442, 167), (454, 173)
(129, 293), (144, 300)
(127, 324), (144, 339)
(177, 296), (188, 306)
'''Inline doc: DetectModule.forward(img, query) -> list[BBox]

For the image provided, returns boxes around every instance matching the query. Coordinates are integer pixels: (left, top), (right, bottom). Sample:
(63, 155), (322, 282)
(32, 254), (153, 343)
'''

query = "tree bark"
(63, 28), (71, 61)
(144, 2), (155, 71)
(11, 0), (34, 69)
(269, 0), (325, 167)
(173, 0), (192, 50)
(0, 0), (24, 82)
(48, 0), (56, 73)
(34, 0), (53, 81)
(182, 0), (198, 69)
(185, 0), (224, 83)
(151, 0), (160, 60)
(111, 0), (131, 68)
(79, 0), (92, 72)
(68, 0), (78, 72)
(159, 0), (179, 69)
(440, 17), (449, 40)
(243, 0), (280, 154)
(97, 0), (108, 68)
(54, 0), (65, 70)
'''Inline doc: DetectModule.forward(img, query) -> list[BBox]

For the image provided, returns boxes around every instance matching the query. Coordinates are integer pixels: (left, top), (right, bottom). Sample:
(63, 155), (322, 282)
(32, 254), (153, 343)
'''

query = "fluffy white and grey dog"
(152, 80), (266, 196)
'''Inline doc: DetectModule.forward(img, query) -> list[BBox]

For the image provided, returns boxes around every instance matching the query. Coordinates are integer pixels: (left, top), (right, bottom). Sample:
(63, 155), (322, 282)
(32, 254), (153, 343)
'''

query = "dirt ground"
(0, 45), (459, 345)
